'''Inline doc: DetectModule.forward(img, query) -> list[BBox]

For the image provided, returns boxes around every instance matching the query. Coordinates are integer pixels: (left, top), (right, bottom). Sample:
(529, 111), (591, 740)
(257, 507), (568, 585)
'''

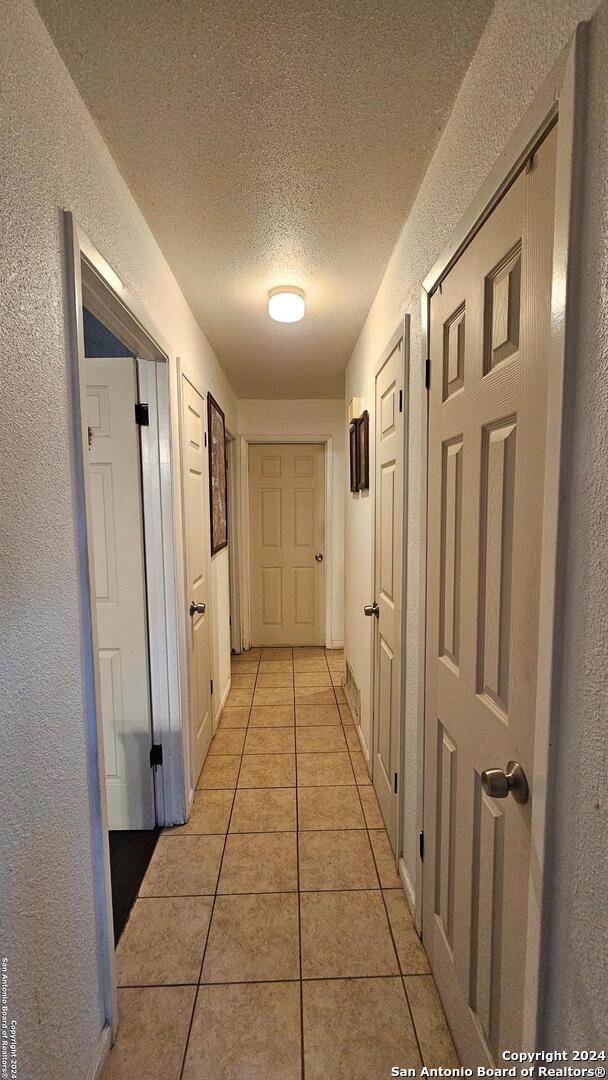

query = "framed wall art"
(349, 421), (358, 492)
(207, 392), (228, 555)
(356, 410), (369, 491)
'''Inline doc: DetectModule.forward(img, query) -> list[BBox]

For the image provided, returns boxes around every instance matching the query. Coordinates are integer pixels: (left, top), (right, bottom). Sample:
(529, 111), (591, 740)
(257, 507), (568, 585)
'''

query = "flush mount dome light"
(268, 286), (305, 323)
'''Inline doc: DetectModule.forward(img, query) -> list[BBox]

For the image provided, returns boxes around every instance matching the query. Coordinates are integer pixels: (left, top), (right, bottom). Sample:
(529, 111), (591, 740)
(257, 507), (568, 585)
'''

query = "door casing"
(415, 26), (587, 1047)
(239, 434), (335, 650)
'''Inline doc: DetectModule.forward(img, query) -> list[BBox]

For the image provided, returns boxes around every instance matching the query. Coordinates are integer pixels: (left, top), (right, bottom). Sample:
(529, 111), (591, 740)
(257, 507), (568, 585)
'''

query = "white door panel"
(423, 127), (557, 1063)
(86, 357), (155, 830)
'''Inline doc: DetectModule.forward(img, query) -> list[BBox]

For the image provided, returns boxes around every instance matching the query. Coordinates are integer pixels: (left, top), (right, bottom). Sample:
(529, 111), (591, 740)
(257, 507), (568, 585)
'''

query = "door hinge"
(204, 431), (208, 447)
(419, 830), (424, 861)
(393, 772), (398, 794)
(150, 743), (163, 768)
(210, 679), (214, 694)
(135, 402), (149, 426)
(425, 358), (431, 391)
(229, 615), (232, 626)
(398, 389), (404, 413)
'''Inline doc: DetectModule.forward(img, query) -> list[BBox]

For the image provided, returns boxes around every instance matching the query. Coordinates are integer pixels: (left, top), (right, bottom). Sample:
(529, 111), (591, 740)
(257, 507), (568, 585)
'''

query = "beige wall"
(0, 3), (235, 1077)
(237, 399), (345, 647)
(344, 0), (606, 1048)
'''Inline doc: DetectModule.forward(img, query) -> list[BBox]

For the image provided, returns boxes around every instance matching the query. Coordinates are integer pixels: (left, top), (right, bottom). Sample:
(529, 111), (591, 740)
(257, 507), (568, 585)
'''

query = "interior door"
(249, 443), (325, 646)
(371, 332), (405, 851)
(86, 357), (155, 830)
(181, 375), (213, 784)
(423, 127), (557, 1063)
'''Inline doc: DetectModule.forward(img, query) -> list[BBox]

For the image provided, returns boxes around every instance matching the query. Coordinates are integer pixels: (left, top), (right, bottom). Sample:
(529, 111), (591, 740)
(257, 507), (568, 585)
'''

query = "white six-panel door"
(249, 443), (325, 646)
(181, 376), (213, 785)
(372, 333), (405, 851)
(86, 357), (155, 830)
(423, 127), (557, 1064)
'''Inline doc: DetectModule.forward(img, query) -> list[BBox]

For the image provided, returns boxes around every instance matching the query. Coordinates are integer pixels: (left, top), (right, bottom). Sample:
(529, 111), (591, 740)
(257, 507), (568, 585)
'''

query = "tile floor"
(102, 647), (458, 1079)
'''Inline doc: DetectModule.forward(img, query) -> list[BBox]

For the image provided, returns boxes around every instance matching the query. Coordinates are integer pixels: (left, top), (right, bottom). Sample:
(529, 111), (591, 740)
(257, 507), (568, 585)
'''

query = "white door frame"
(226, 430), (242, 654)
(239, 434), (334, 649)
(64, 214), (186, 1039)
(369, 317), (410, 853)
(416, 26), (587, 1046)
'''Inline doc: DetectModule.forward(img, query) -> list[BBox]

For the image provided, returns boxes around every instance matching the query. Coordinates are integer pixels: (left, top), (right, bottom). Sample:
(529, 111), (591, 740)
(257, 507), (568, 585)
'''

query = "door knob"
(481, 761), (529, 804)
(314, 552), (324, 562)
(189, 601), (206, 616)
(364, 602), (379, 617)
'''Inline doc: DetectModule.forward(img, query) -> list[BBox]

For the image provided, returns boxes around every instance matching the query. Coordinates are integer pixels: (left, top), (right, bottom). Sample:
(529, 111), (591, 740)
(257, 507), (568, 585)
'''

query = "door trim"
(239, 435), (334, 649)
(369, 317), (410, 858)
(226, 430), (241, 655)
(417, 25), (587, 1046)
(64, 214), (186, 1038)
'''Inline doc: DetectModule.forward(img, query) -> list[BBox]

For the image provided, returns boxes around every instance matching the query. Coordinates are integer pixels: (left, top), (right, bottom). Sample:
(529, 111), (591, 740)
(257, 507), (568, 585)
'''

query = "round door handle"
(189, 601), (206, 616)
(481, 760), (529, 804)
(314, 553), (324, 562)
(363, 602), (379, 617)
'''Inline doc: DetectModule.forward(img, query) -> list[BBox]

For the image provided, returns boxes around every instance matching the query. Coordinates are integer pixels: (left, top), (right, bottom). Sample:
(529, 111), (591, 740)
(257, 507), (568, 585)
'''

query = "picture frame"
(349, 421), (358, 492)
(356, 410), (369, 491)
(207, 392), (228, 555)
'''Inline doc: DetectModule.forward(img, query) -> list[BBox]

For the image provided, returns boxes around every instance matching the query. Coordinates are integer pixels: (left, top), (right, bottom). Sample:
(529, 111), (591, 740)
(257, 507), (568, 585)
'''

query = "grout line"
(294, 701), (305, 1080)
(119, 971), (415, 991)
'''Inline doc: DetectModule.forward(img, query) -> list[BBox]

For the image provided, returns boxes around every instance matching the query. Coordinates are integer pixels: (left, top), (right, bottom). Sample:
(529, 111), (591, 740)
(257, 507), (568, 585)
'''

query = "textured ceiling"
(37, 0), (493, 397)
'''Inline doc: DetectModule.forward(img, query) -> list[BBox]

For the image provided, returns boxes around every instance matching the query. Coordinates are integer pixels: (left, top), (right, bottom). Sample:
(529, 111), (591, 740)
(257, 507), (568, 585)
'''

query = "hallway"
(102, 648), (457, 1078)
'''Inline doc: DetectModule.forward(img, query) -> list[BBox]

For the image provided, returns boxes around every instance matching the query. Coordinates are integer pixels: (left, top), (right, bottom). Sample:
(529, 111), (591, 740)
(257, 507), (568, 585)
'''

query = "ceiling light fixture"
(268, 286), (305, 323)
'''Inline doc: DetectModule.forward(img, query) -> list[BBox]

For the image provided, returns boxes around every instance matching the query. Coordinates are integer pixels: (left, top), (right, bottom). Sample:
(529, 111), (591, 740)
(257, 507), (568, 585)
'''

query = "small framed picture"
(207, 393), (228, 555)
(349, 422), (358, 492)
(356, 410), (369, 491)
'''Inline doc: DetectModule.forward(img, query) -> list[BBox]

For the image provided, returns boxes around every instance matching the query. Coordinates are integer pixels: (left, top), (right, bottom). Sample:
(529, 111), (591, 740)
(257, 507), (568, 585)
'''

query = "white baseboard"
(213, 676), (232, 732)
(399, 857), (417, 918)
(355, 719), (370, 764)
(328, 640), (344, 649)
(88, 1025), (112, 1080)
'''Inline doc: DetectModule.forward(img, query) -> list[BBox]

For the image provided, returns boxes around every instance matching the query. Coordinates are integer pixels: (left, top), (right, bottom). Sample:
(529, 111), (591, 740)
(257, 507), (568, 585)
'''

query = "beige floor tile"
(383, 890), (430, 974)
(244, 727), (295, 754)
(296, 726), (347, 753)
(230, 673), (256, 689)
(295, 671), (332, 687)
(139, 836), (224, 897)
(296, 647), (326, 657)
(183, 982), (301, 1080)
(299, 830), (378, 891)
(254, 686), (295, 705)
(258, 661), (294, 674)
(208, 729), (246, 756)
(338, 703), (354, 723)
(249, 705), (295, 727)
(116, 896), (213, 985)
(326, 657), (345, 671)
(230, 788), (297, 833)
(296, 703), (341, 726)
(202, 893), (300, 983)
(165, 790), (233, 835)
(197, 755), (241, 790)
(333, 686), (347, 703)
(230, 661), (258, 674)
(369, 829), (401, 887)
(101, 986), (195, 1080)
(239, 753), (296, 788)
(350, 750), (371, 784)
(330, 672), (344, 687)
(301, 890), (398, 978)
(261, 648), (293, 661)
(343, 724), (360, 751)
(218, 707), (249, 729)
(358, 785), (384, 829)
(256, 671), (294, 688)
(404, 975), (459, 1067)
(295, 687), (337, 705)
(225, 687), (254, 708)
(297, 786), (365, 831)
(218, 832), (298, 893)
(293, 657), (329, 671)
(297, 752), (354, 787)
(303, 977), (421, 1080)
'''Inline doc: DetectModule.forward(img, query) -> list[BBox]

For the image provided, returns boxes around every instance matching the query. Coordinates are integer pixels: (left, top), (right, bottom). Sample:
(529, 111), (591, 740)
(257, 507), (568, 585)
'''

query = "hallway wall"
(237, 399), (345, 647)
(0, 3), (236, 1078)
(344, 0), (606, 1049)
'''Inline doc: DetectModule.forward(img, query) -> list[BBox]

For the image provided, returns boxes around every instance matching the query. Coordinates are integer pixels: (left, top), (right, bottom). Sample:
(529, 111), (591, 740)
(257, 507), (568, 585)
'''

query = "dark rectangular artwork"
(356, 410), (369, 491)
(207, 392), (228, 555)
(349, 421), (358, 492)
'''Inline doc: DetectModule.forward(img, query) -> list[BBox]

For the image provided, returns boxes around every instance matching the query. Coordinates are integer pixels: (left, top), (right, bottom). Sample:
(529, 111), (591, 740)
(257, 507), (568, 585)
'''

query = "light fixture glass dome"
(268, 286), (305, 323)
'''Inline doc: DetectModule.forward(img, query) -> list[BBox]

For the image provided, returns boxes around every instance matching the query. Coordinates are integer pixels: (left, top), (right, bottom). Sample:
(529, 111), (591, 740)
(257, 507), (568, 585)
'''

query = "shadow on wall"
(83, 308), (133, 357)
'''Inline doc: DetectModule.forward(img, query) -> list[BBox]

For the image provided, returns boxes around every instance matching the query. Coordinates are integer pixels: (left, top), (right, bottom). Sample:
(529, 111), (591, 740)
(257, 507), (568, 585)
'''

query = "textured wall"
(237, 400), (345, 647)
(0, 2), (236, 1077)
(344, 0), (605, 1042)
